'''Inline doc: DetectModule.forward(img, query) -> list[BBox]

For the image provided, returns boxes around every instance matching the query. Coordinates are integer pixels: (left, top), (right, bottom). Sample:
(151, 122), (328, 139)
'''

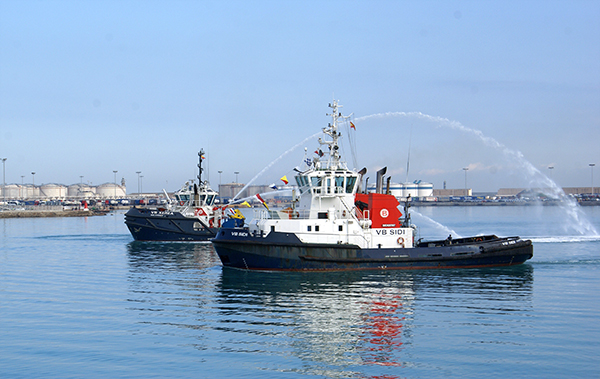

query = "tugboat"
(212, 101), (533, 271)
(125, 150), (225, 241)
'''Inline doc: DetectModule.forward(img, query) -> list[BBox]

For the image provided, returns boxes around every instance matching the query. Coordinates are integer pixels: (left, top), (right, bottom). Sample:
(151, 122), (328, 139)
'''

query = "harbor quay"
(1, 182), (598, 219)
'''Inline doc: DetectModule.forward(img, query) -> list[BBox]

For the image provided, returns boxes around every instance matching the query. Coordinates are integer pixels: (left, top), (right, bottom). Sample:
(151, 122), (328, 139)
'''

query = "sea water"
(1, 206), (599, 378)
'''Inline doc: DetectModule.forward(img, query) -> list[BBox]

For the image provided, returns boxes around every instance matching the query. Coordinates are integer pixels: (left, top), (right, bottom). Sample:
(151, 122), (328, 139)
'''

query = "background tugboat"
(212, 101), (533, 271)
(125, 149), (225, 241)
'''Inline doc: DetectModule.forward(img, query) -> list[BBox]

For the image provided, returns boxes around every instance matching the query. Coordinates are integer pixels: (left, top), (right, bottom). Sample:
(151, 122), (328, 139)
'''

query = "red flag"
(255, 193), (269, 210)
(350, 122), (356, 130)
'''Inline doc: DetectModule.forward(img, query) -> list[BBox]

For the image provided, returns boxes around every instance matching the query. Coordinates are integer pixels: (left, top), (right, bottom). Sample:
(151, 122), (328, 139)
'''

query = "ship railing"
(254, 208), (311, 220)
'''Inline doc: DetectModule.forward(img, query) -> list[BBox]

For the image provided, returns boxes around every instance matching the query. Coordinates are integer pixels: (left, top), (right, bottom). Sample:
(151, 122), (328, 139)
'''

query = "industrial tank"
(40, 183), (67, 199)
(96, 183), (126, 198)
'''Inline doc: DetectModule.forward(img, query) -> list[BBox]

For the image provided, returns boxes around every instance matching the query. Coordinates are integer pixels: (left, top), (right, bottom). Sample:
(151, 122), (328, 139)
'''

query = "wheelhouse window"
(295, 175), (310, 194)
(335, 176), (344, 193)
(345, 176), (357, 193)
(311, 176), (322, 194)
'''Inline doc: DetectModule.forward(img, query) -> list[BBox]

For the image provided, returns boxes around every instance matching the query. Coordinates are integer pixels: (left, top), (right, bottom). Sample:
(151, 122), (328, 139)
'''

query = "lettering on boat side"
(375, 229), (406, 236)
(231, 231), (249, 237)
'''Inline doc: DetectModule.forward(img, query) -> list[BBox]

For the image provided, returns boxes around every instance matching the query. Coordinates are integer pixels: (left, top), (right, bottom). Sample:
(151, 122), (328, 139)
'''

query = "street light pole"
(113, 170), (118, 198)
(1, 158), (6, 203)
(590, 163), (596, 196)
(31, 172), (35, 199)
(234, 171), (239, 183)
(136, 171), (141, 194)
(548, 166), (554, 180)
(462, 167), (469, 197)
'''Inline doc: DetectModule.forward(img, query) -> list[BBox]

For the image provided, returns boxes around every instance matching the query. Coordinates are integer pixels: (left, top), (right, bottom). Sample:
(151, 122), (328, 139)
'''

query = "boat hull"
(212, 229), (533, 271)
(125, 207), (218, 241)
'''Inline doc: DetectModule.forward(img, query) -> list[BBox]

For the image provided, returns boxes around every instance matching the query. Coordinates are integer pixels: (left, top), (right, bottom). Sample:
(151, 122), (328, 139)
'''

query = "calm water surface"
(1, 206), (599, 378)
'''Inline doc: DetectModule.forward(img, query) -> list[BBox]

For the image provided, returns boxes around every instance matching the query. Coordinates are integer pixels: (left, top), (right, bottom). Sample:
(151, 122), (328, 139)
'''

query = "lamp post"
(80, 175), (84, 185)
(462, 167), (469, 197)
(136, 171), (141, 194)
(548, 166), (554, 180)
(113, 170), (118, 198)
(1, 158), (6, 203)
(21, 175), (24, 199)
(590, 163), (596, 196)
(234, 171), (239, 183)
(31, 172), (35, 199)
(140, 176), (143, 194)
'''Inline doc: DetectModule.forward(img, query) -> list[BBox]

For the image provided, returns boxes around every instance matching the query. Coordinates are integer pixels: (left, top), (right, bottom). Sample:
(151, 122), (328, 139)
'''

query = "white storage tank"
(40, 183), (67, 199)
(417, 182), (434, 197)
(96, 183), (126, 198)
(68, 184), (96, 197)
(400, 182), (420, 198)
(2, 184), (21, 199)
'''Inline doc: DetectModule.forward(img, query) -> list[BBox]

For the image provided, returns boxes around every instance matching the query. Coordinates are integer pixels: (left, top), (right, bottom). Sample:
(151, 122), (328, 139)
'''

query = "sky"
(1, 0), (599, 194)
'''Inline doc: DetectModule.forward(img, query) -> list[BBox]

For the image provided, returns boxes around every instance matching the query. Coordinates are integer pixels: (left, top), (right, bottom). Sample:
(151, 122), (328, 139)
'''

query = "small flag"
(305, 158), (312, 167)
(350, 121), (356, 130)
(270, 183), (278, 190)
(280, 175), (288, 184)
(255, 193), (269, 210)
(228, 208), (244, 219)
(241, 201), (251, 207)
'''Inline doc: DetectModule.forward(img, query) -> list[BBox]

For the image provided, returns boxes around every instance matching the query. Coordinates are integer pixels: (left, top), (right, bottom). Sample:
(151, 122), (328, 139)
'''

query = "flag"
(280, 175), (288, 184)
(314, 149), (324, 157)
(270, 183), (278, 190)
(304, 158), (312, 167)
(228, 208), (244, 219)
(255, 193), (269, 210)
(241, 201), (251, 207)
(350, 121), (356, 130)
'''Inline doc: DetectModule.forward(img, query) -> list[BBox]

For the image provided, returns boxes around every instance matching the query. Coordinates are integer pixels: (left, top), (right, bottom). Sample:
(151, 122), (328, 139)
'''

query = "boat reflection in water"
(216, 266), (533, 377)
(124, 243), (533, 377)
(126, 241), (220, 271)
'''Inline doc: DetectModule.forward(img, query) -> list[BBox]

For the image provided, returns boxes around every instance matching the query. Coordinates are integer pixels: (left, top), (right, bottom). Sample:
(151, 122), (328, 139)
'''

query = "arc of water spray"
(232, 131), (321, 201)
(356, 111), (598, 236)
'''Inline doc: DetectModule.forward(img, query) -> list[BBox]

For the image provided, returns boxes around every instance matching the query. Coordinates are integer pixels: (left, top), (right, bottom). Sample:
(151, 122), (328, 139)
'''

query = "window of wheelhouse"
(335, 176), (344, 193)
(295, 175), (310, 194)
(206, 195), (215, 205)
(311, 176), (322, 194)
(345, 176), (357, 193)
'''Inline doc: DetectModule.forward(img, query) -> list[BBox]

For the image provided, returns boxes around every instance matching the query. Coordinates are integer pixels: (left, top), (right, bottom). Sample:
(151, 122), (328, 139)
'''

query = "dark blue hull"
(125, 207), (218, 241)
(212, 228), (533, 271)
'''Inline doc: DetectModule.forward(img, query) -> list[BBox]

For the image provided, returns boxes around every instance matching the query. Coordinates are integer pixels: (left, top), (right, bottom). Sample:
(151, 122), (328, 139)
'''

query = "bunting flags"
(241, 201), (251, 207)
(228, 208), (245, 219)
(255, 193), (269, 210)
(350, 121), (356, 130)
(280, 175), (288, 184)
(314, 149), (324, 157)
(270, 183), (278, 190)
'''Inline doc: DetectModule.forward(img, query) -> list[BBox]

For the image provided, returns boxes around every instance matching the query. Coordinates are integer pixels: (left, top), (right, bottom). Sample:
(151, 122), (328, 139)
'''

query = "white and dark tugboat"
(125, 150), (225, 241)
(212, 101), (533, 271)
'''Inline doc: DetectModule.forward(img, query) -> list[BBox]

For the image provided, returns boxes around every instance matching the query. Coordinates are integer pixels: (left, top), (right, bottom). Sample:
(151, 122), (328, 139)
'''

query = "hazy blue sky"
(1, 0), (598, 193)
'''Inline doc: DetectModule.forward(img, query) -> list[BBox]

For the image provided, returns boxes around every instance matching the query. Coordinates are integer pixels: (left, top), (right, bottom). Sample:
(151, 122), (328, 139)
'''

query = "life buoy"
(179, 201), (185, 206)
(397, 237), (405, 247)
(342, 210), (346, 217)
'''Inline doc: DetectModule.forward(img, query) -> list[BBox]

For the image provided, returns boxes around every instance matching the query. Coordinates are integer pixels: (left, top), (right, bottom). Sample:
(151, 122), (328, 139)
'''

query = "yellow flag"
(241, 201), (251, 207)
(280, 175), (289, 184)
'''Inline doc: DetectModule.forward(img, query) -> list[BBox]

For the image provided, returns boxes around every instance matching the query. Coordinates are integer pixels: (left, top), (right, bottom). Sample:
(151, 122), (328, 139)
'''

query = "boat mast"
(320, 100), (346, 170)
(197, 149), (204, 185)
